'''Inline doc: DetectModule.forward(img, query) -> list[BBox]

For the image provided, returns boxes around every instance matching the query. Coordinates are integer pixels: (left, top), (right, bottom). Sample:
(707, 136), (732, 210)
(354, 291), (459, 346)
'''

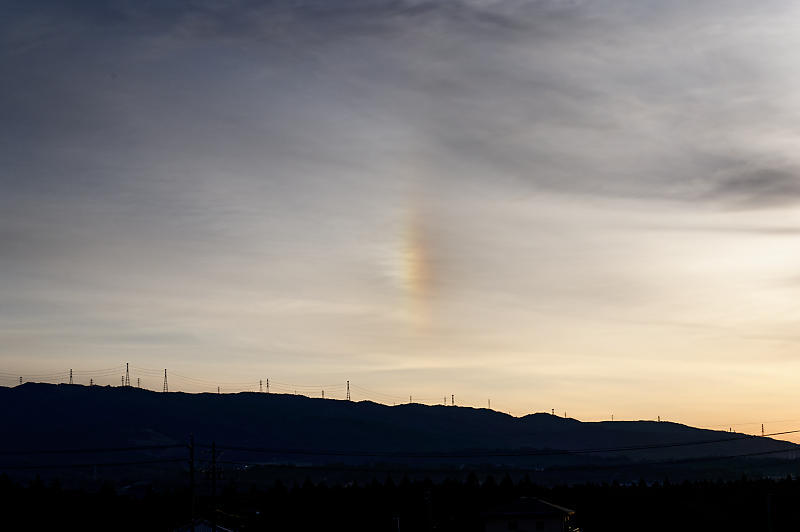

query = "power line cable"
(203, 428), (800, 459)
(212, 446), (800, 475)
(0, 444), (186, 456)
(0, 458), (186, 471)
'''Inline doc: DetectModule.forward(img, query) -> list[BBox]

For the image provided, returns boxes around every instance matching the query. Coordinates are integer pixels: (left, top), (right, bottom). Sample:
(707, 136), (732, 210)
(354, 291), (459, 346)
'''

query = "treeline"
(4, 471), (800, 531)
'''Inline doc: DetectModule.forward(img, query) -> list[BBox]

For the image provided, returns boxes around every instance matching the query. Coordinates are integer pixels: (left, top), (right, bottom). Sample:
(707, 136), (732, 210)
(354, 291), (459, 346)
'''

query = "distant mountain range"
(1, 383), (796, 475)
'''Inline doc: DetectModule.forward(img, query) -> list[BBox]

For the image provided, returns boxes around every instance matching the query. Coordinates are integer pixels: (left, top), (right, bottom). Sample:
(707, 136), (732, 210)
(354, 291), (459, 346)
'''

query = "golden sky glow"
(5, 1), (800, 443)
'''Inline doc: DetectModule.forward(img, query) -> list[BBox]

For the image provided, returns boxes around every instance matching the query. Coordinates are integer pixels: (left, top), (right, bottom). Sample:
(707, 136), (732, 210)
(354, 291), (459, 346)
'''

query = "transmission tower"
(163, 369), (168, 393)
(69, 369), (73, 385)
(90, 378), (93, 386)
(322, 390), (325, 399)
(260, 379), (263, 393)
(19, 376), (22, 385)
(346, 380), (350, 401)
(451, 394), (454, 406)
(137, 378), (140, 388)
(266, 378), (269, 393)
(121, 376), (124, 387)
(124, 363), (130, 387)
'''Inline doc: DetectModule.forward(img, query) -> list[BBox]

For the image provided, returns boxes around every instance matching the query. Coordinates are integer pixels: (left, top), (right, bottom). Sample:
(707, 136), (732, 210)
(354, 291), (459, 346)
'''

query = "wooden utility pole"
(212, 441), (217, 531)
(189, 435), (195, 531)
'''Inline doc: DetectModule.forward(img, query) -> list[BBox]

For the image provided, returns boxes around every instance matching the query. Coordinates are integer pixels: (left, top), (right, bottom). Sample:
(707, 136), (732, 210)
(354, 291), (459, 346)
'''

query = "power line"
(6, 427), (785, 462)
(0, 444), (186, 456)
(203, 428), (800, 459)
(1, 371), (70, 378)
(0, 458), (186, 471)
(1, 432), (797, 479)
(541, 446), (800, 473)
(2, 446), (796, 476)
(212, 445), (800, 475)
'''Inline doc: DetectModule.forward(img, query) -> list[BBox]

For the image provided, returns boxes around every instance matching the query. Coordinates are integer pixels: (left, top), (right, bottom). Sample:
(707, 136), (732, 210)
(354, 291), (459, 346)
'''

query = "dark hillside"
(1, 383), (795, 471)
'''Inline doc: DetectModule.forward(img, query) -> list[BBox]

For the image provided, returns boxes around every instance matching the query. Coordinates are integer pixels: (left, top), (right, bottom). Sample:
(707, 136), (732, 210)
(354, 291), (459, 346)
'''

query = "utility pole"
(69, 369), (73, 385)
(137, 378), (140, 388)
(346, 380), (350, 401)
(189, 435), (195, 531)
(762, 424), (765, 437)
(488, 399), (491, 409)
(451, 394), (454, 406)
(612, 414), (614, 422)
(322, 390), (325, 399)
(125, 363), (130, 387)
(217, 386), (220, 394)
(163, 369), (168, 393)
(409, 395), (412, 404)
(658, 416), (660, 422)
(211, 441), (218, 532)
(767, 492), (775, 532)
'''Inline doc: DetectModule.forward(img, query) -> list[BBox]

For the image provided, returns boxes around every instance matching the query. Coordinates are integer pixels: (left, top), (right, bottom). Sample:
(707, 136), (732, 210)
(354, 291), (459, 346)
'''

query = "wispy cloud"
(4, 0), (800, 420)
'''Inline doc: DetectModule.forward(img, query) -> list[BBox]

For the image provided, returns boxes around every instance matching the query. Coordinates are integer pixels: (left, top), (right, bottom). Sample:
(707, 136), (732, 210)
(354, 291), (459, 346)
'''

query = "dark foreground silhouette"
(3, 383), (800, 530)
(3, 471), (800, 531)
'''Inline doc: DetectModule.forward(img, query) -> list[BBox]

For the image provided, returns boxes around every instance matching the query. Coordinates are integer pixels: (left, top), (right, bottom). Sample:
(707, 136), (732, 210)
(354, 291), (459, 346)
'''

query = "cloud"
(704, 168), (800, 209)
(6, 0), (800, 416)
(6, 0), (800, 209)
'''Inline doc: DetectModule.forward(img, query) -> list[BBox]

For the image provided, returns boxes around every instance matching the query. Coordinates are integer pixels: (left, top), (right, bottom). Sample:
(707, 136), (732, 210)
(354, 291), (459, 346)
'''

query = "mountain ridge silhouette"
(1, 383), (795, 468)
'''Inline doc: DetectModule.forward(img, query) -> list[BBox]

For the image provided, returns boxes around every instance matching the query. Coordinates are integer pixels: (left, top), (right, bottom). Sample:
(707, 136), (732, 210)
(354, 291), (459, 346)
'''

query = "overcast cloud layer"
(3, 1), (800, 431)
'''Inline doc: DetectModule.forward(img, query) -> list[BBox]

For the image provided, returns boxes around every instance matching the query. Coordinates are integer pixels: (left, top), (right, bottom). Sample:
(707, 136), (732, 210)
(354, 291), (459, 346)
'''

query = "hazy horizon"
(4, 1), (800, 441)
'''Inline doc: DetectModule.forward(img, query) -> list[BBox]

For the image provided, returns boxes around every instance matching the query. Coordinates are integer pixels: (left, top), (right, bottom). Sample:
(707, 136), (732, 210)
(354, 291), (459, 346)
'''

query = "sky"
(3, 0), (800, 437)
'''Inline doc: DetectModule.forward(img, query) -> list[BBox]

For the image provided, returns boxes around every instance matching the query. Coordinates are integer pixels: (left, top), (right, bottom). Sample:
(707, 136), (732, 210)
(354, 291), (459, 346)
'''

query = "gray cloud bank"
(4, 0), (800, 207)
